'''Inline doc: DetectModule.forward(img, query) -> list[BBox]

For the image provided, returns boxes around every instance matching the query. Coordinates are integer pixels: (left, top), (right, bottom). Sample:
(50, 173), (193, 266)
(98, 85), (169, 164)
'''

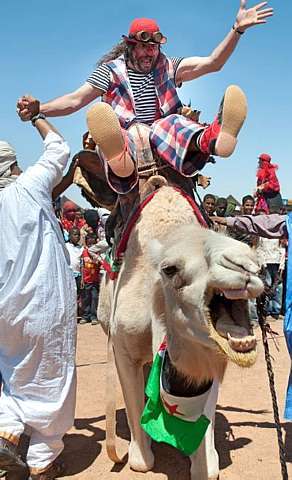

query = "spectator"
(215, 197), (228, 217)
(257, 237), (285, 321)
(65, 228), (83, 318)
(224, 195), (257, 248)
(202, 194), (216, 217)
(61, 200), (78, 234)
(255, 153), (283, 214)
(241, 194), (255, 215)
(0, 98), (76, 479)
(80, 233), (101, 325)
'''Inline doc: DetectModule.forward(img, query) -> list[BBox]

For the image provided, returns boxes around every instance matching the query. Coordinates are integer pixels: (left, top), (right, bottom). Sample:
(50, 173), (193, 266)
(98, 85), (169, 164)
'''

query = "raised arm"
(17, 83), (103, 120)
(52, 157), (79, 201)
(176, 1), (273, 83)
(211, 214), (287, 239)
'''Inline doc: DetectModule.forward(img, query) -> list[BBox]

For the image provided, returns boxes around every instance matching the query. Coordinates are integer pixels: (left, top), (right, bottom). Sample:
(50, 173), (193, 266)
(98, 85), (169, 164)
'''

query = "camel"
(98, 185), (264, 480)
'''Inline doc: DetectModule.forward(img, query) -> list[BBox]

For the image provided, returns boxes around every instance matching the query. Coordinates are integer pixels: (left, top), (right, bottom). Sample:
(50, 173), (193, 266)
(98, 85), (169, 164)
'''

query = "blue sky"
(1, 0), (291, 207)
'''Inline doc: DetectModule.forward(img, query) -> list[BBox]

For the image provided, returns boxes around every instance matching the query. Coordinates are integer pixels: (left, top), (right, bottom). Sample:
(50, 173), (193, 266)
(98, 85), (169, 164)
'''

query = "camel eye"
(161, 265), (178, 278)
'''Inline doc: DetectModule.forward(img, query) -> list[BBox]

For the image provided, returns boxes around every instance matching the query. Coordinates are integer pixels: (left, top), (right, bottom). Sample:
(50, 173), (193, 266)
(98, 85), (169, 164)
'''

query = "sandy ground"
(60, 321), (292, 480)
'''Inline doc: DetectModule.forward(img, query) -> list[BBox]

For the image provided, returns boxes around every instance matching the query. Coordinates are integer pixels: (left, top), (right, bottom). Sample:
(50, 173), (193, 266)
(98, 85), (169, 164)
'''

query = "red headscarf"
(61, 201), (86, 232)
(255, 153), (280, 214)
(256, 153), (280, 192)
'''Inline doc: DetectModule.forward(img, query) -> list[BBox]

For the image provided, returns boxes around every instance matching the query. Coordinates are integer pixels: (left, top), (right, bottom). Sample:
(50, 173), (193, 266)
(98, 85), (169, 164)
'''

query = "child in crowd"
(65, 228), (83, 317)
(80, 233), (101, 325)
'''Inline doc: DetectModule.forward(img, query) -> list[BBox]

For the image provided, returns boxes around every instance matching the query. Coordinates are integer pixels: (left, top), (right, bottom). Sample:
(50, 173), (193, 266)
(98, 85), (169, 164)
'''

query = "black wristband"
(232, 24), (244, 35)
(31, 113), (46, 126)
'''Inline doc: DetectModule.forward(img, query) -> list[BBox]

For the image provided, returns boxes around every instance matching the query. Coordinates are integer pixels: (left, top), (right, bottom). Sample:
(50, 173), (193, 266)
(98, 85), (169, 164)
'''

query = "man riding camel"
(17, 1), (273, 225)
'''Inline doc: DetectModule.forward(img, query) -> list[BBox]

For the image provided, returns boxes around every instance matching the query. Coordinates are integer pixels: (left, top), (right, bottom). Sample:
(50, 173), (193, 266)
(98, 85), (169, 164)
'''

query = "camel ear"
(148, 238), (164, 268)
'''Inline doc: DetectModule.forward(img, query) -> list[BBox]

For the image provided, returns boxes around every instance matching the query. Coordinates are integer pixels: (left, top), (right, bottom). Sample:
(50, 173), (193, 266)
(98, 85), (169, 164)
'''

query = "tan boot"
(215, 85), (247, 157)
(86, 103), (135, 177)
(198, 85), (247, 158)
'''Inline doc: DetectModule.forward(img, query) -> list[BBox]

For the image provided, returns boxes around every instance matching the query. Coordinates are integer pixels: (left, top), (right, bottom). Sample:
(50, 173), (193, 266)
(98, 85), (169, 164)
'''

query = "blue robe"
(284, 213), (292, 419)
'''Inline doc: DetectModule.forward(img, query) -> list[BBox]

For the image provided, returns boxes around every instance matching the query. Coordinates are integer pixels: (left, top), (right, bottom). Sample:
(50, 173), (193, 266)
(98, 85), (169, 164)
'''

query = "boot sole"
(215, 85), (247, 158)
(86, 103), (134, 177)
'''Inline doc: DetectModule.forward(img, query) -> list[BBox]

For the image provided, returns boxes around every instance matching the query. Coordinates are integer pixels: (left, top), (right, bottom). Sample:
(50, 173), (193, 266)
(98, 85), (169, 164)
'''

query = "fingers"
(16, 94), (40, 121)
(257, 9), (273, 19)
(19, 111), (33, 122)
(254, 2), (273, 18)
(16, 98), (23, 108)
(257, 7), (273, 13)
(254, 1), (268, 9)
(23, 94), (37, 102)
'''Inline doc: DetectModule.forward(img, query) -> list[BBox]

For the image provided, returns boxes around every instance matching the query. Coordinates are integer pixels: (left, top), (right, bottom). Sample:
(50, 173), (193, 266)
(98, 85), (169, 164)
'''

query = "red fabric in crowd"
(81, 248), (100, 284)
(256, 162), (280, 193)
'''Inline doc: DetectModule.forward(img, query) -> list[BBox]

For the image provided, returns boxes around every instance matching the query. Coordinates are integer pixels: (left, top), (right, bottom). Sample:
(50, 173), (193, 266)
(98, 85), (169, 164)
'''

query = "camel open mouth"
(205, 290), (258, 367)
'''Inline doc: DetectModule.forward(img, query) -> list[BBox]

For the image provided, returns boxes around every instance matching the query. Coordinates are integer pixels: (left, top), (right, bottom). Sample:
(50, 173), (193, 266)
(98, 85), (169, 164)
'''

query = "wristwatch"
(31, 113), (46, 126)
(232, 24), (244, 35)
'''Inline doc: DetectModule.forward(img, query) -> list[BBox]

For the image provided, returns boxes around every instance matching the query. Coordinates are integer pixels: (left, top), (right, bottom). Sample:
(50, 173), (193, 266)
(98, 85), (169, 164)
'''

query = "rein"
(256, 293), (288, 480)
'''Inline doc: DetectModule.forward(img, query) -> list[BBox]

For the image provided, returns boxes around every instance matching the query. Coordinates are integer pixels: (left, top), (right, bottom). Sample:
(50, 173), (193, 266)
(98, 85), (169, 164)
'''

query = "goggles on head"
(134, 30), (166, 44)
(124, 30), (167, 45)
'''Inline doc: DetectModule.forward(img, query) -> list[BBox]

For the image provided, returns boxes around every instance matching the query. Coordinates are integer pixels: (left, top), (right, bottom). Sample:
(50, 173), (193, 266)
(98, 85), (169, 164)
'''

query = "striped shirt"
(87, 57), (183, 125)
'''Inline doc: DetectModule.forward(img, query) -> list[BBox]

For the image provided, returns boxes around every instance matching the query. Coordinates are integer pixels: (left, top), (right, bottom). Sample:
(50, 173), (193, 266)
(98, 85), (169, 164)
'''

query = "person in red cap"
(255, 153), (283, 214)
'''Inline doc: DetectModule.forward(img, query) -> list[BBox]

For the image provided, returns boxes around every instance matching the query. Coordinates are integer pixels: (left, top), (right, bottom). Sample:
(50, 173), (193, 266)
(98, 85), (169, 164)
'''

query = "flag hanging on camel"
(284, 213), (292, 419)
(140, 339), (219, 456)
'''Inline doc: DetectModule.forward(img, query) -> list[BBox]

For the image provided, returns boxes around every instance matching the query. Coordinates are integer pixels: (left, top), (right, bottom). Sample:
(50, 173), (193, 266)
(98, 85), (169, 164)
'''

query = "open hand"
(17, 95), (40, 121)
(235, 1), (274, 32)
(197, 175), (211, 189)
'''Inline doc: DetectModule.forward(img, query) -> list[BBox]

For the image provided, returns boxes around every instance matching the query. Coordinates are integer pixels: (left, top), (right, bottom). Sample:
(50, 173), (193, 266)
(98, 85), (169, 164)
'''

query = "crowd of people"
(2, 2), (286, 479)
(60, 205), (109, 325)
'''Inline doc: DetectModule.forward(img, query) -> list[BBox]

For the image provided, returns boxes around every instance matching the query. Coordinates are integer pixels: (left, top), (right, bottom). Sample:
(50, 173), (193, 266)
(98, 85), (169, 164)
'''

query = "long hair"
(97, 41), (128, 66)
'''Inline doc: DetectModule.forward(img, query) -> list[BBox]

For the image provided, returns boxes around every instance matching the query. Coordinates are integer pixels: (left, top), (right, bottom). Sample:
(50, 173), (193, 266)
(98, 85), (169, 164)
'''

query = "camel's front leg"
(114, 338), (154, 472)
(190, 416), (219, 480)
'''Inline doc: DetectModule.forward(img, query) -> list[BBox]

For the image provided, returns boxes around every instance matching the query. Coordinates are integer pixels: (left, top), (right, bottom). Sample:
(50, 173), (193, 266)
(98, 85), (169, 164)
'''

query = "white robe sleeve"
(18, 131), (70, 198)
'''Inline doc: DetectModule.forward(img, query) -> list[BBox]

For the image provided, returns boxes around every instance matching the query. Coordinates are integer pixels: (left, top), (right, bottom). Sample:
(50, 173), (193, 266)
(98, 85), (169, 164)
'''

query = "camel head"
(149, 223), (264, 383)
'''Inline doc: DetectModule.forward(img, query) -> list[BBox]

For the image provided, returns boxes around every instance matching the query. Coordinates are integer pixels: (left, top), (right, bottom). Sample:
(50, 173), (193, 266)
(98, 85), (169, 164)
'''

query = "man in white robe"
(0, 100), (77, 480)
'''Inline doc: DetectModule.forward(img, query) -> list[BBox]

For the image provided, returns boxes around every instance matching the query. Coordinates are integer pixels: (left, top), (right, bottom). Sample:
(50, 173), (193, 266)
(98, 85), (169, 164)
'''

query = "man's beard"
(137, 56), (155, 73)
(128, 49), (159, 73)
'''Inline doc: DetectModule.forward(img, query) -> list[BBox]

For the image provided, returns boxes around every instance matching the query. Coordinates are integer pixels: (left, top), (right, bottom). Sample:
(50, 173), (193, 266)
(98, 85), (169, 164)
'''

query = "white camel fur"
(98, 185), (263, 480)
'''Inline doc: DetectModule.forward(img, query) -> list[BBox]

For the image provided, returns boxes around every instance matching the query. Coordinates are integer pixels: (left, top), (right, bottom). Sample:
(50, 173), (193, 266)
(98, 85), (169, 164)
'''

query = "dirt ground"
(60, 321), (292, 480)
